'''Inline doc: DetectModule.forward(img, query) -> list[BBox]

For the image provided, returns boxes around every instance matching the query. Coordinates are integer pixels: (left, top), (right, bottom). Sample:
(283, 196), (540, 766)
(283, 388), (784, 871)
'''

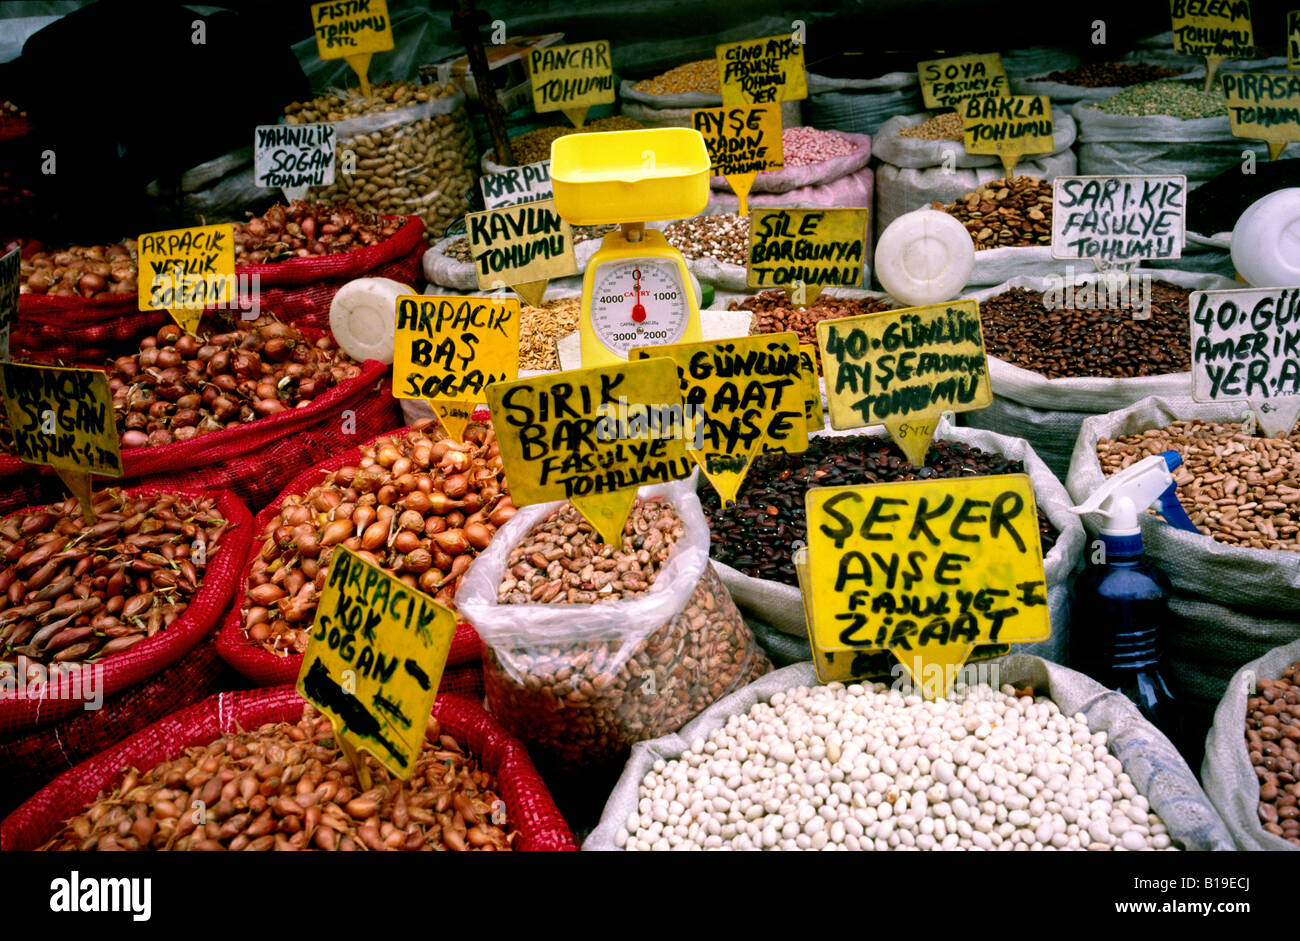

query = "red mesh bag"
(0, 485), (252, 735)
(12, 295), (168, 366)
(234, 215), (425, 331)
(1, 685), (577, 851)
(215, 423), (483, 686)
(0, 628), (232, 820)
(9, 215), (424, 363)
(117, 357), (402, 513)
(0, 457), (62, 517)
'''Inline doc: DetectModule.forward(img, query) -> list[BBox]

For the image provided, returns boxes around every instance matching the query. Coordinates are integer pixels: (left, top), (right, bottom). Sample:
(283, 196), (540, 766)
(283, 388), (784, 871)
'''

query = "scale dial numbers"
(588, 258), (689, 358)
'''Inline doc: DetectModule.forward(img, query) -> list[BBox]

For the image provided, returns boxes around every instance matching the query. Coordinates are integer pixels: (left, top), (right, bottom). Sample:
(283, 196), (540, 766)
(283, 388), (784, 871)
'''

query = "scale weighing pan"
(551, 128), (710, 226)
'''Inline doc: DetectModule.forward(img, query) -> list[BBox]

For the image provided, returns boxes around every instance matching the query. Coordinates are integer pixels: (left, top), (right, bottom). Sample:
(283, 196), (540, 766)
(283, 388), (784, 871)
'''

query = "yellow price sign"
(717, 34), (807, 106)
(805, 475), (1050, 695)
(311, 0), (394, 97)
(691, 105), (784, 216)
(961, 94), (1054, 178)
(467, 198), (577, 308)
(393, 295), (521, 442)
(298, 546), (456, 781)
(798, 343), (822, 432)
(1170, 0), (1255, 87)
(1, 362), (122, 520)
(527, 40), (615, 127)
(1223, 72), (1300, 160)
(816, 300), (992, 466)
(746, 208), (869, 305)
(1290, 11), (1300, 71)
(917, 53), (1008, 110)
(137, 224), (235, 334)
(485, 359), (695, 547)
(631, 333), (806, 504)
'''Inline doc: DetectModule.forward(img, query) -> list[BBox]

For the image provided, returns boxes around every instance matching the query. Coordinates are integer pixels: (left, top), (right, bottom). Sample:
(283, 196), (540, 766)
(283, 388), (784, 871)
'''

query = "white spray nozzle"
(1070, 454), (1176, 536)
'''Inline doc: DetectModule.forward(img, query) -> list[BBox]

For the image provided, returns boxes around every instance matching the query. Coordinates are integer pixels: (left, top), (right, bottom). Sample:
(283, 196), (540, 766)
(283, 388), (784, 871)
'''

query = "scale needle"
(631, 266), (646, 324)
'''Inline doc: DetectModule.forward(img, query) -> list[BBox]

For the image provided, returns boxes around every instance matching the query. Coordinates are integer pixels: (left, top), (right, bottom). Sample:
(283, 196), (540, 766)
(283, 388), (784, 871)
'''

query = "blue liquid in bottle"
(1070, 547), (1184, 751)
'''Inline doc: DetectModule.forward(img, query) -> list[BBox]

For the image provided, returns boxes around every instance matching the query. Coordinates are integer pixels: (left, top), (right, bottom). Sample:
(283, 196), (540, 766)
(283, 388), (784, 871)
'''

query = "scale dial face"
(588, 257), (690, 358)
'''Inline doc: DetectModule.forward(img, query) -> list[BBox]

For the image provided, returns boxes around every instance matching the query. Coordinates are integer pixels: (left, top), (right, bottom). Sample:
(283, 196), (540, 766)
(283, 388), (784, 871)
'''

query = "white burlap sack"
(964, 246), (1067, 288)
(713, 423), (1083, 666)
(961, 268), (1238, 479)
(804, 70), (921, 136)
(875, 152), (1077, 240)
(874, 109), (1077, 171)
(710, 131), (871, 194)
(1202, 637), (1300, 851)
(1066, 395), (1300, 753)
(584, 657), (1234, 851)
(1073, 97), (1300, 186)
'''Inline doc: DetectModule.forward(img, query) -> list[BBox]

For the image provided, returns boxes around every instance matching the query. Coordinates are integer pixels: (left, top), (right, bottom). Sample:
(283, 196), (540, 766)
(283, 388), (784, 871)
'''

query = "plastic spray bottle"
(1069, 451), (1200, 748)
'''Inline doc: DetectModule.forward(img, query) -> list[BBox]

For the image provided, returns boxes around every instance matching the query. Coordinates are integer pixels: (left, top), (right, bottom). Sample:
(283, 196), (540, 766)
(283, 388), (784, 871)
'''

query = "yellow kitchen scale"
(550, 127), (711, 366)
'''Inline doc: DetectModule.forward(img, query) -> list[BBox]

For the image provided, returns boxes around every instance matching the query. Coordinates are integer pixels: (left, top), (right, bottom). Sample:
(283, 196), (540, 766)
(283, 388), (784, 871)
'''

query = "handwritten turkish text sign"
(1223, 72), (1300, 160)
(486, 359), (694, 547)
(312, 0), (392, 55)
(298, 546), (455, 780)
(254, 123), (336, 201)
(805, 475), (1050, 695)
(468, 198), (576, 307)
(799, 343), (822, 432)
(691, 105), (784, 216)
(717, 35), (807, 105)
(1052, 175), (1187, 265)
(961, 94), (1052, 178)
(137, 225), (235, 333)
(1190, 287), (1300, 435)
(747, 209), (868, 304)
(1170, 0), (1255, 86)
(1290, 11), (1300, 71)
(528, 40), (615, 126)
(630, 333), (806, 503)
(393, 294), (520, 442)
(816, 300), (992, 466)
(311, 0), (392, 96)
(2, 363), (122, 519)
(918, 53), (1008, 109)
(0, 247), (17, 362)
(480, 159), (553, 210)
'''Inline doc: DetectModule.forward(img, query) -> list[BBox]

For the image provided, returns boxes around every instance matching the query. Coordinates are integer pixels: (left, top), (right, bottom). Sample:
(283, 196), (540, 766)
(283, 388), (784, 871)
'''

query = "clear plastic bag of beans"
(312, 89), (476, 243)
(456, 480), (771, 769)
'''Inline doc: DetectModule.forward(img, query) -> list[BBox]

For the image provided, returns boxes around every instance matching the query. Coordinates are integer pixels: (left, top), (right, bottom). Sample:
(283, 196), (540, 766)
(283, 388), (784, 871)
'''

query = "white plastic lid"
(1231, 188), (1300, 288)
(874, 208), (975, 308)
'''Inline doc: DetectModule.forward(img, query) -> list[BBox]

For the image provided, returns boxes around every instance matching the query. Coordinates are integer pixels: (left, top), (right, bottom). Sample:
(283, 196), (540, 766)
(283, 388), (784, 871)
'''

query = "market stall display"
(0, 485), (251, 737)
(1068, 399), (1300, 762)
(1011, 61), (1187, 103)
(1073, 80), (1300, 187)
(1203, 639), (1300, 851)
(457, 481), (771, 771)
(292, 82), (474, 244)
(216, 418), (505, 686)
(7, 12), (1300, 858)
(1, 687), (578, 851)
(699, 427), (1081, 663)
(585, 659), (1233, 851)
(930, 176), (1062, 286)
(873, 108), (1077, 239)
(962, 270), (1238, 479)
